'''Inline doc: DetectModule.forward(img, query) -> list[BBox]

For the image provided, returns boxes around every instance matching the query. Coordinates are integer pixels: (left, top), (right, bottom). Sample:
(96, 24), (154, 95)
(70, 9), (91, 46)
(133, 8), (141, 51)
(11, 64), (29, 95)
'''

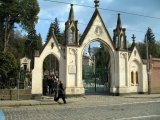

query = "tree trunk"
(4, 16), (11, 52)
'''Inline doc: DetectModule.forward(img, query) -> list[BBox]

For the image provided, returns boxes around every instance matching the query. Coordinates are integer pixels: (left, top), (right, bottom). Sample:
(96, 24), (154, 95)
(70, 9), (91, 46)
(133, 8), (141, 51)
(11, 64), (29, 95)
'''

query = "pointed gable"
(129, 46), (143, 64)
(40, 31), (61, 56)
(79, 8), (114, 48)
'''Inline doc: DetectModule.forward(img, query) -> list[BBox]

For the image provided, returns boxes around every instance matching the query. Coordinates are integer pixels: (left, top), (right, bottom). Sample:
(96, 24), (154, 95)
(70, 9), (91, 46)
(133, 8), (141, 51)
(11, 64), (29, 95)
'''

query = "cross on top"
(94, 0), (99, 8)
(132, 34), (136, 42)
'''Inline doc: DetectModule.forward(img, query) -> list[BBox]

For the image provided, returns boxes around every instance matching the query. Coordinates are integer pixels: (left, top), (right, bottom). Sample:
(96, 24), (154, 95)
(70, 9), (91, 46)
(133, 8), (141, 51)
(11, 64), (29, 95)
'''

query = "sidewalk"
(123, 93), (160, 98)
(0, 96), (82, 107)
(0, 94), (160, 107)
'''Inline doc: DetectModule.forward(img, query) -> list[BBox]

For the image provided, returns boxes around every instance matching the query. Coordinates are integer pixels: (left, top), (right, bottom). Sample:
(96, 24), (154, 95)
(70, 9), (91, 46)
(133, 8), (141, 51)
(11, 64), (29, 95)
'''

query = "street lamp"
(145, 34), (151, 94)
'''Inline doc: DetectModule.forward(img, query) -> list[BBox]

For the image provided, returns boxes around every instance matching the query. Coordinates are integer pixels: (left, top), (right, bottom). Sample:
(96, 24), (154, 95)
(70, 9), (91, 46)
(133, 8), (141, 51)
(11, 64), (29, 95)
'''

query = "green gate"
(82, 65), (109, 94)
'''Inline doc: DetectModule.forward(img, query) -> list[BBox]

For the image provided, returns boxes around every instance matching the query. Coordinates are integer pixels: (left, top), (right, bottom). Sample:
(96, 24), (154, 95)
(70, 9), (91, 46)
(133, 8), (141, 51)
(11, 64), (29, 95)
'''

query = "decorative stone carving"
(24, 59), (27, 63)
(69, 48), (77, 55)
(134, 50), (136, 56)
(120, 53), (127, 58)
(95, 26), (103, 35)
(51, 42), (54, 49)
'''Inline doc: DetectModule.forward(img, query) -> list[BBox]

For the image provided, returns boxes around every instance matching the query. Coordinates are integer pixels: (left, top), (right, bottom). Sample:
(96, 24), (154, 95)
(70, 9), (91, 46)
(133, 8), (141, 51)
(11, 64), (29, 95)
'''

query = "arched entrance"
(81, 39), (115, 95)
(42, 54), (59, 96)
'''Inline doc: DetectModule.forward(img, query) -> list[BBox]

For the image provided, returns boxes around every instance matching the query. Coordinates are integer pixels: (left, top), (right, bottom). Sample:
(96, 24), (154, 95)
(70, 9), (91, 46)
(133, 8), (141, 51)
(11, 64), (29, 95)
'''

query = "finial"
(117, 13), (122, 29)
(94, 0), (99, 8)
(68, 4), (74, 21)
(131, 34), (136, 42)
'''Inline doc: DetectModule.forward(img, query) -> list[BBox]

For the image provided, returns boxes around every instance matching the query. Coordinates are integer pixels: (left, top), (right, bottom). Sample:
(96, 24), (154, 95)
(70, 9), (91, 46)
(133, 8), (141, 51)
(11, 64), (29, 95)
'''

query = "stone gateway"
(31, 2), (148, 97)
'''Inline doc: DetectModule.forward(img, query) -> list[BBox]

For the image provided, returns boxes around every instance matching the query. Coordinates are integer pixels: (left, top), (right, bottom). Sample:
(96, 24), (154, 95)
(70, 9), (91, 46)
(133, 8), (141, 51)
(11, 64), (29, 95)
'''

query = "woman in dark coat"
(54, 80), (66, 104)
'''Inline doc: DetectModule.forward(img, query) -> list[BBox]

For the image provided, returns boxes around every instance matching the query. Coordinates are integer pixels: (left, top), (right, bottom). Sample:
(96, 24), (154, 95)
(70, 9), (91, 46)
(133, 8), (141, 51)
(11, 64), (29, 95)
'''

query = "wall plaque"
(68, 65), (77, 74)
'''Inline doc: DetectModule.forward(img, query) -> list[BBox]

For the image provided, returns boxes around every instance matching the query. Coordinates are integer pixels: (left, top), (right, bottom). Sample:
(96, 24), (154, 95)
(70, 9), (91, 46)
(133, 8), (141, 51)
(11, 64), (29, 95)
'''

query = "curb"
(0, 98), (81, 107)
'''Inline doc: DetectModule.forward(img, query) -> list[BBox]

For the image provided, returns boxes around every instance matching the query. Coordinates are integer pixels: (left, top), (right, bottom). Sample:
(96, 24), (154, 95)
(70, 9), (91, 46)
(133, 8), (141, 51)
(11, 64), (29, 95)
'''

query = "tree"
(0, 51), (18, 78)
(46, 18), (64, 44)
(95, 43), (110, 67)
(46, 23), (54, 42)
(53, 18), (64, 44)
(8, 30), (26, 59)
(0, 0), (39, 52)
(146, 27), (159, 58)
(26, 30), (42, 69)
(53, 18), (60, 37)
(137, 42), (146, 59)
(146, 27), (155, 43)
(137, 27), (160, 59)
(36, 33), (43, 51)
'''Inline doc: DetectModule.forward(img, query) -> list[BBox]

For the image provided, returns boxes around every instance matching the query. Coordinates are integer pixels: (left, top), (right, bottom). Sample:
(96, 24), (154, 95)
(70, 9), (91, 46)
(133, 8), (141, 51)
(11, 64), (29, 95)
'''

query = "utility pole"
(145, 34), (151, 94)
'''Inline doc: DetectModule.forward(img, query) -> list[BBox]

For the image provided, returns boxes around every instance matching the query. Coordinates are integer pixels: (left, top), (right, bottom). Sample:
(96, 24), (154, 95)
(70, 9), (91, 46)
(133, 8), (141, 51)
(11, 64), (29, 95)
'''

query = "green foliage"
(43, 54), (59, 75)
(137, 27), (160, 59)
(146, 27), (159, 58)
(146, 27), (155, 43)
(26, 30), (43, 69)
(95, 43), (110, 67)
(46, 18), (64, 44)
(0, 0), (39, 51)
(0, 51), (18, 77)
(36, 33), (43, 51)
(8, 30), (26, 59)
(46, 23), (54, 42)
(53, 18), (60, 37)
(137, 42), (146, 59)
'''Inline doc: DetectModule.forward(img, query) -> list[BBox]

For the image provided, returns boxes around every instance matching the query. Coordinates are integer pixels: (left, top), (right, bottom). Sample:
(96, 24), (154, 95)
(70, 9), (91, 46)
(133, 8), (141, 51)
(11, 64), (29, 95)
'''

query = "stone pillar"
(117, 51), (129, 94)
(65, 47), (84, 96)
(31, 57), (43, 98)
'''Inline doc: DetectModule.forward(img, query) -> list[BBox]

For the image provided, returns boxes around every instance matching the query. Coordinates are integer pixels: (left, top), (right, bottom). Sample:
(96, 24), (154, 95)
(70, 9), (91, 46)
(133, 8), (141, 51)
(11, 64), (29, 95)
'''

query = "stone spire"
(94, 0), (99, 8)
(68, 4), (74, 21)
(64, 4), (78, 46)
(113, 13), (127, 50)
(116, 13), (122, 29)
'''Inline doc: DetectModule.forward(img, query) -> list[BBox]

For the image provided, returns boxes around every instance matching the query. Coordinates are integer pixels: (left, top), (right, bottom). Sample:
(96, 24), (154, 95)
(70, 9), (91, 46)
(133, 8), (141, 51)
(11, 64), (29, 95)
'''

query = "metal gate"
(82, 65), (109, 94)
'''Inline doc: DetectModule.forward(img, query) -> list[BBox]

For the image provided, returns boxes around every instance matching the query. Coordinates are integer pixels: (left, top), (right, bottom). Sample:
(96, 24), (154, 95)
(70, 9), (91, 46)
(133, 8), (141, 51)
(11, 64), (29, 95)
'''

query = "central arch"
(80, 38), (115, 95)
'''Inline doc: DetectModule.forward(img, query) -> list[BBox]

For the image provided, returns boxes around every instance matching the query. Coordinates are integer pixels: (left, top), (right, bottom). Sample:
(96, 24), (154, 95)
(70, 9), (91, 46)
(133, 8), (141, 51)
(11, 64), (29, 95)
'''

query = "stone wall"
(150, 58), (160, 93)
(0, 89), (31, 100)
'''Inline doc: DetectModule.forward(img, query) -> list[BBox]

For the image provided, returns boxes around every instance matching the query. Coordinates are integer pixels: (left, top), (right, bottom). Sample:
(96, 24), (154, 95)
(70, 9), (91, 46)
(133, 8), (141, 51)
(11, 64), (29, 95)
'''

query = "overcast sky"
(36, 0), (160, 44)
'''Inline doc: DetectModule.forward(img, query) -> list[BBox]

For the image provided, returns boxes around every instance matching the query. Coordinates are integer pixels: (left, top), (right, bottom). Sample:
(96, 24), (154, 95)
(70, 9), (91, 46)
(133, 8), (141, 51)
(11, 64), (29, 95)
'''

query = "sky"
(36, 0), (160, 44)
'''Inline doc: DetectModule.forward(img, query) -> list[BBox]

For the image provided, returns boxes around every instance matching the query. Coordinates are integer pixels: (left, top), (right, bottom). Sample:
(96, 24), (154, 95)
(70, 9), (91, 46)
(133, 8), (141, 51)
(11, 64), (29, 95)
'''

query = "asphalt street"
(0, 95), (160, 120)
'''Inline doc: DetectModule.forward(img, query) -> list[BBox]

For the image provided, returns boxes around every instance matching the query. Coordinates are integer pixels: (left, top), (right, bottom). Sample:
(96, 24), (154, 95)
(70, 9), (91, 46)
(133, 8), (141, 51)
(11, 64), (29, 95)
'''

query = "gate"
(82, 65), (109, 94)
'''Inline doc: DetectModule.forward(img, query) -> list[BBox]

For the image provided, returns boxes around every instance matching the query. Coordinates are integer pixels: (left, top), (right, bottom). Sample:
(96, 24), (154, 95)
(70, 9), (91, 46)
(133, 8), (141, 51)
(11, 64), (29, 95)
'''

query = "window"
(136, 71), (138, 84)
(116, 36), (118, 48)
(24, 64), (27, 71)
(121, 35), (124, 48)
(69, 28), (74, 45)
(131, 71), (134, 85)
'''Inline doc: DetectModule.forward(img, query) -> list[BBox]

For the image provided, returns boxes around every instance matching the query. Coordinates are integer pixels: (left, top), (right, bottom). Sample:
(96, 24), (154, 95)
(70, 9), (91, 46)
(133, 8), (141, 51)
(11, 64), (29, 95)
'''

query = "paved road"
(1, 95), (160, 120)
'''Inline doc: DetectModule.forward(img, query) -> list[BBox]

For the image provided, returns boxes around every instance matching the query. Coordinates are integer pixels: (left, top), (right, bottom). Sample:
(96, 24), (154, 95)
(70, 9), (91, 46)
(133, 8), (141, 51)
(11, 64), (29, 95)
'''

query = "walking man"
(54, 80), (66, 104)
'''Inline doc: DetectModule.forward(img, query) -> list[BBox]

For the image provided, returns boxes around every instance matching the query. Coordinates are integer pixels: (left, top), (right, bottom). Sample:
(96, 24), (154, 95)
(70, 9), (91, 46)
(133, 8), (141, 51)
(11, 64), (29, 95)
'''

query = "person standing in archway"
(53, 76), (58, 100)
(54, 80), (66, 104)
(47, 75), (53, 96)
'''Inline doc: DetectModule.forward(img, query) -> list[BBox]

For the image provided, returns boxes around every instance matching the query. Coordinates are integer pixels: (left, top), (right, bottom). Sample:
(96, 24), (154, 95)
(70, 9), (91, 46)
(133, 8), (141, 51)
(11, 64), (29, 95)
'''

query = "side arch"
(31, 38), (65, 96)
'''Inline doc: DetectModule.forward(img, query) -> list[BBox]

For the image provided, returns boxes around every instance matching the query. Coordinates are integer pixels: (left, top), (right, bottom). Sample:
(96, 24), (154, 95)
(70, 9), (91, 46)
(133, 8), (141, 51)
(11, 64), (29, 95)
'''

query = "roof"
(79, 8), (114, 47)
(40, 31), (62, 56)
